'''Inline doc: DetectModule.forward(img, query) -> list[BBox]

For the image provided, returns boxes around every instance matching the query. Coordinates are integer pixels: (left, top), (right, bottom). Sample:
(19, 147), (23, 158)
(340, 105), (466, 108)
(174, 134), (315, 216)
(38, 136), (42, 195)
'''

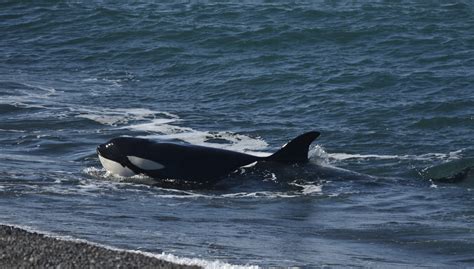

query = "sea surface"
(1, 1), (473, 268)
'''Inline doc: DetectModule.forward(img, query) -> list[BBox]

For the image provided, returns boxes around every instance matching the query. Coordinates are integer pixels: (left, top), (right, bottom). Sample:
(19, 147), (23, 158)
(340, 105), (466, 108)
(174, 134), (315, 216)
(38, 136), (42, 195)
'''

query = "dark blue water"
(1, 1), (474, 267)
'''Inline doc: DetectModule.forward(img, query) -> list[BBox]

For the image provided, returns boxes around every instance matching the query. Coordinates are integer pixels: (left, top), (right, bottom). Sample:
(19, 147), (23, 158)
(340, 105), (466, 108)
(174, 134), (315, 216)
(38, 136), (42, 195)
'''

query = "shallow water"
(1, 1), (474, 267)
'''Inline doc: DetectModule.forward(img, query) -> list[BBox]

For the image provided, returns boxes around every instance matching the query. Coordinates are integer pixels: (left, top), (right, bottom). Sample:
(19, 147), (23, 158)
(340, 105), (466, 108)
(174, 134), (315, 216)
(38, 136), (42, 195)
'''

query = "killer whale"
(97, 131), (320, 185)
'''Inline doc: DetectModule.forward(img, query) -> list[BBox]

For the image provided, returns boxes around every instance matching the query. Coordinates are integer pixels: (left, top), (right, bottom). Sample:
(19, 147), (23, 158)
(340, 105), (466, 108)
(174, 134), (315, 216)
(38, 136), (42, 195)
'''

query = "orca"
(97, 131), (320, 185)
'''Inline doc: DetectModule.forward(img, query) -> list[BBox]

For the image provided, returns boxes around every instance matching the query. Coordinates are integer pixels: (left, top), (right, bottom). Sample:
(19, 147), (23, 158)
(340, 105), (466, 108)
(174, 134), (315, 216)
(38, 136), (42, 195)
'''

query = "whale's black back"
(112, 138), (260, 182)
(147, 143), (260, 181)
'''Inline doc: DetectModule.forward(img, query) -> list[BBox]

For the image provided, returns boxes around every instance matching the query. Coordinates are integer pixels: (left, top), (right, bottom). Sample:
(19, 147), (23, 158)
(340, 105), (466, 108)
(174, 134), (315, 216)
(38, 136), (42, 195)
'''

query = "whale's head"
(97, 137), (164, 177)
(97, 138), (136, 177)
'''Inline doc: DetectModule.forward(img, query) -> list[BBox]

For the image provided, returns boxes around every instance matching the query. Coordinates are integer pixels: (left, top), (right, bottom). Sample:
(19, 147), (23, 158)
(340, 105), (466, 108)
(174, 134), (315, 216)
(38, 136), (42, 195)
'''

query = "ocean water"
(1, 1), (474, 267)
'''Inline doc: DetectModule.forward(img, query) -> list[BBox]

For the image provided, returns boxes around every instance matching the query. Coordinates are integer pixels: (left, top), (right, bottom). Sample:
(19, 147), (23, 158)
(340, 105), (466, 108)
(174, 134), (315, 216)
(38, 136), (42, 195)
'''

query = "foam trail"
(310, 145), (464, 163)
(328, 150), (463, 162)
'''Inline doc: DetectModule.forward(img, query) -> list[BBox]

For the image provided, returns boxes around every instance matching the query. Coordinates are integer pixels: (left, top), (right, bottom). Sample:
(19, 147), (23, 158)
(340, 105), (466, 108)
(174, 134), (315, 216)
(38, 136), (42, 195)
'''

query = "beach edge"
(0, 224), (200, 269)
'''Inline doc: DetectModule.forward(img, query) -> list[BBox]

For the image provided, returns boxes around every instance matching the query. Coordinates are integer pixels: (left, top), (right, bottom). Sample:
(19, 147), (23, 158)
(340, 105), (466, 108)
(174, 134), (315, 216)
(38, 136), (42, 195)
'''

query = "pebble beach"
(0, 225), (198, 269)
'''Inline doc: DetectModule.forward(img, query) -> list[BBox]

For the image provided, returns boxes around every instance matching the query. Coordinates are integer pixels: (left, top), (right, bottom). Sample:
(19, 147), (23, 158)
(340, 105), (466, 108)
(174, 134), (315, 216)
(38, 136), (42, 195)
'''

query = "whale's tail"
(265, 131), (320, 164)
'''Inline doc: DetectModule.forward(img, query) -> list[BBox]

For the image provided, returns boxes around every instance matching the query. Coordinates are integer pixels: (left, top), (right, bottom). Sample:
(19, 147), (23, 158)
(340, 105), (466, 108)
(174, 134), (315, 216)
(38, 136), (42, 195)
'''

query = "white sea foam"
(154, 188), (312, 199)
(309, 145), (330, 165)
(0, 129), (26, 133)
(83, 167), (160, 186)
(129, 121), (269, 154)
(75, 107), (177, 126)
(309, 142), (464, 164)
(132, 251), (260, 269)
(221, 191), (300, 198)
(301, 184), (323, 195)
(152, 190), (317, 199)
(289, 182), (323, 195)
(0, 223), (259, 269)
(327, 150), (464, 162)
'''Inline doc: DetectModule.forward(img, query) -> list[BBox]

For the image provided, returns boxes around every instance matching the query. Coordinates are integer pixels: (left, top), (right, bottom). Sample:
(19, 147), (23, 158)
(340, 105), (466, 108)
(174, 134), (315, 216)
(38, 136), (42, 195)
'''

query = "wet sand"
(0, 225), (200, 269)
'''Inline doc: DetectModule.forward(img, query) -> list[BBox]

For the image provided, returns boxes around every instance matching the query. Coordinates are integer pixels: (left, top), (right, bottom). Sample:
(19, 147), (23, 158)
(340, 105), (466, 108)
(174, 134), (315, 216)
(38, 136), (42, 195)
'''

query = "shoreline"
(0, 224), (200, 268)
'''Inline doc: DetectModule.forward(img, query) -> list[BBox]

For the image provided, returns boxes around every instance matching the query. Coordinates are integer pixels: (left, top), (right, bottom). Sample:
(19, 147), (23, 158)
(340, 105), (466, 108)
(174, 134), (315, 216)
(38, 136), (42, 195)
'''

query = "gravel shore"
(0, 225), (200, 269)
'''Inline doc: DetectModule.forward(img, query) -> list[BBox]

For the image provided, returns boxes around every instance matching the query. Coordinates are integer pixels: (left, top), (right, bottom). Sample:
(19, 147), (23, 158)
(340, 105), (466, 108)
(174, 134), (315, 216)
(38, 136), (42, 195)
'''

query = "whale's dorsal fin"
(265, 131), (320, 164)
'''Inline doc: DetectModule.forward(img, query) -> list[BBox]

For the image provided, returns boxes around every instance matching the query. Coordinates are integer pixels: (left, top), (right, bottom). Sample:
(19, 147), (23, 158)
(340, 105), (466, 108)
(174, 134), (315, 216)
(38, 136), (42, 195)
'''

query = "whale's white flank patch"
(98, 155), (136, 177)
(127, 156), (165, 170)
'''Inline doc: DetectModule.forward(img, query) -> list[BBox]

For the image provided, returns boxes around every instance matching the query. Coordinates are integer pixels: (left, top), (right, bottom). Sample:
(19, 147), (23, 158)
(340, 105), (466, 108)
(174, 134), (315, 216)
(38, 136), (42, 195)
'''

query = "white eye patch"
(127, 156), (165, 170)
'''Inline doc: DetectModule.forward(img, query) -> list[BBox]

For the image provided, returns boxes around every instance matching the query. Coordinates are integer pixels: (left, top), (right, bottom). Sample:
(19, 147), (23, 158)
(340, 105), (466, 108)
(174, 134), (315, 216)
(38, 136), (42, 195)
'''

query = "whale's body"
(97, 131), (320, 184)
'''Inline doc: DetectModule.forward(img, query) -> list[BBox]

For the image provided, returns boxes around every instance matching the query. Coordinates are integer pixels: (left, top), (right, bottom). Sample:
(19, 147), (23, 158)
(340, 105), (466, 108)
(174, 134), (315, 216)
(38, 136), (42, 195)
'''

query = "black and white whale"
(97, 131), (320, 185)
(97, 130), (473, 187)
